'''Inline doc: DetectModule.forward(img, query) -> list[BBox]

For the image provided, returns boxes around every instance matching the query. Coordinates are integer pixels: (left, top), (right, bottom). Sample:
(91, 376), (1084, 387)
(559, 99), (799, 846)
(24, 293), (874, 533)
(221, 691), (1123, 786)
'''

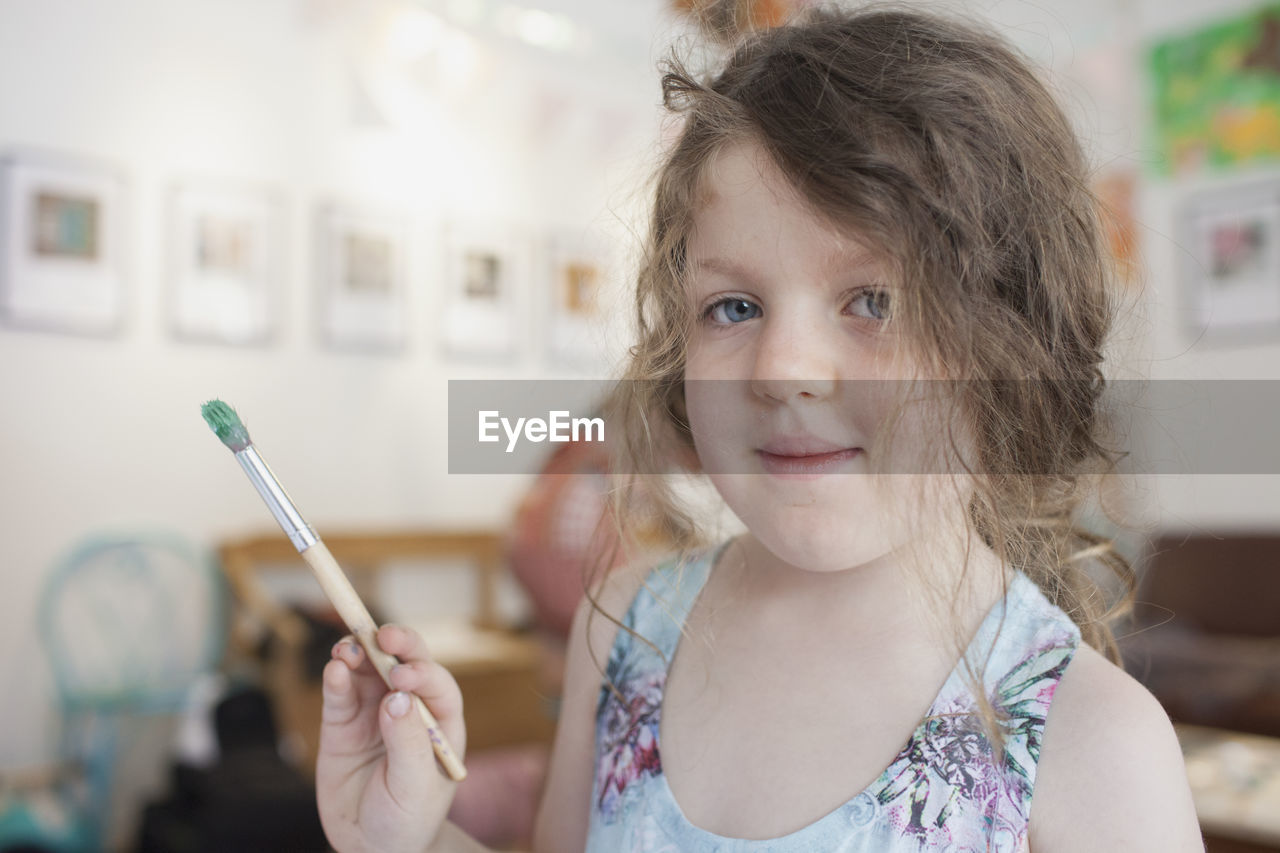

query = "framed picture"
(315, 202), (408, 352)
(543, 228), (614, 368)
(440, 220), (523, 360)
(169, 181), (282, 345)
(1148, 6), (1280, 177)
(1181, 180), (1280, 343)
(0, 149), (126, 335)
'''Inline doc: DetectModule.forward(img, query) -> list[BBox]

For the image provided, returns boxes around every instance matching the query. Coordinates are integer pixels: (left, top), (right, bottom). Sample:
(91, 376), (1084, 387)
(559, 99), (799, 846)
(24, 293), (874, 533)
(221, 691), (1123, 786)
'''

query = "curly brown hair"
(593, 3), (1135, 696)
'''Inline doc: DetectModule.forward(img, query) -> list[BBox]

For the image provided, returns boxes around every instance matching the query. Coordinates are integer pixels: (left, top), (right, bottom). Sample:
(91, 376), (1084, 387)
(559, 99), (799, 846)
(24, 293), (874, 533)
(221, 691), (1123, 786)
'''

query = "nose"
(749, 307), (838, 403)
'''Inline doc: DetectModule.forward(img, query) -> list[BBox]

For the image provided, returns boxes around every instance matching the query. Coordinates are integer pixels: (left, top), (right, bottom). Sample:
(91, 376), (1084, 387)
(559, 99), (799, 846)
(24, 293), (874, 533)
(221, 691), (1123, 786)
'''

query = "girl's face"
(683, 141), (959, 574)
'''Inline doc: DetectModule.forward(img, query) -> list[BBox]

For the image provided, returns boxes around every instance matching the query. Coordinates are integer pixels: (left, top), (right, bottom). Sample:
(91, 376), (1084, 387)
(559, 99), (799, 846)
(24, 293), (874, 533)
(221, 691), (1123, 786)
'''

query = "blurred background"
(0, 0), (1278, 851)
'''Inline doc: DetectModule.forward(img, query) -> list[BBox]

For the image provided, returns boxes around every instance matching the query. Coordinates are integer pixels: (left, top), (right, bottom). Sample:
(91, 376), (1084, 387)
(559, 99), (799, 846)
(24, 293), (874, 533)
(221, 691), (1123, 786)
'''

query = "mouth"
(756, 437), (861, 478)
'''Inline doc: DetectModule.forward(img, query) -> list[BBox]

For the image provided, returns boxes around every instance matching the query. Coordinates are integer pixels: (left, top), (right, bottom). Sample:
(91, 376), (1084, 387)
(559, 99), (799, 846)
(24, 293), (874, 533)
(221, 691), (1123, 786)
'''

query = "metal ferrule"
(234, 445), (319, 552)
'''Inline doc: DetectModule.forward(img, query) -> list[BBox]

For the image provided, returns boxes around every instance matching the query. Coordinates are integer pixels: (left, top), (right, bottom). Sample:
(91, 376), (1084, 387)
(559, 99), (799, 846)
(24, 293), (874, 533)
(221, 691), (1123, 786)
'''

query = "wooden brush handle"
(301, 540), (468, 781)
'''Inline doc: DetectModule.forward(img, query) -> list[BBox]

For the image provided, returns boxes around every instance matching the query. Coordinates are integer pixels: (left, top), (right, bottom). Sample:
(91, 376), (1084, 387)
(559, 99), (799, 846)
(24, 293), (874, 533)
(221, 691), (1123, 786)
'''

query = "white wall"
(0, 0), (668, 778)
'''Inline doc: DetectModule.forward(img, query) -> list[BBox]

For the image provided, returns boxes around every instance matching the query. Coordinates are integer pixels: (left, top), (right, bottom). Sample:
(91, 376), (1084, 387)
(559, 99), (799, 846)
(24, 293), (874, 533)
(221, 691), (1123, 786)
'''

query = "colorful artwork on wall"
(169, 181), (282, 345)
(543, 228), (615, 368)
(315, 202), (409, 352)
(1180, 179), (1280, 343)
(1094, 168), (1140, 285)
(0, 150), (126, 335)
(1149, 5), (1280, 176)
(440, 221), (522, 361)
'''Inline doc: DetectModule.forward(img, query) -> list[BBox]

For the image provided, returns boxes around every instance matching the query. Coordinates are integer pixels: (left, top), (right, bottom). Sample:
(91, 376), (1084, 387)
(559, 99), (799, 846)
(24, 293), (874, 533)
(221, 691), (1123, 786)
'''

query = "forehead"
(688, 141), (885, 273)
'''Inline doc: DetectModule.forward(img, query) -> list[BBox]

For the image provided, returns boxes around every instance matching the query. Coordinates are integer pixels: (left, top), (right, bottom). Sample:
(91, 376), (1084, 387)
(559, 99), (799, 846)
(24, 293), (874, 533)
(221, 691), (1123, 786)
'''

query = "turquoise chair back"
(37, 531), (228, 851)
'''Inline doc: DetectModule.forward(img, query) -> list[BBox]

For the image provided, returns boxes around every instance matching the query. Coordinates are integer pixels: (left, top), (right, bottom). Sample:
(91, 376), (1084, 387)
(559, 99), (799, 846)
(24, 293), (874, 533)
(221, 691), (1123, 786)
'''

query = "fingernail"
(387, 691), (410, 718)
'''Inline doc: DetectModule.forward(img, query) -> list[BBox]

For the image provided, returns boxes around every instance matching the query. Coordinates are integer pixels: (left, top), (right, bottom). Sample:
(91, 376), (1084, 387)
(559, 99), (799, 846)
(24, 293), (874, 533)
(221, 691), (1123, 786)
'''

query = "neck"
(716, 526), (1009, 648)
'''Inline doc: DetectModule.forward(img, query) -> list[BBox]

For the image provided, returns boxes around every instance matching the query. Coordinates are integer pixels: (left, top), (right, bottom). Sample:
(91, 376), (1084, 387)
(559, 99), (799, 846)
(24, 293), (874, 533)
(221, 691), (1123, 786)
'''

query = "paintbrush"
(200, 399), (467, 781)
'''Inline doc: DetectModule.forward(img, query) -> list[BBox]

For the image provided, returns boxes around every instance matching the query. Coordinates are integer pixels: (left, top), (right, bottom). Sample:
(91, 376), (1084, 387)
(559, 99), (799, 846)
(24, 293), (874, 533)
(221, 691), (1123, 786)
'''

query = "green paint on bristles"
(201, 399), (252, 452)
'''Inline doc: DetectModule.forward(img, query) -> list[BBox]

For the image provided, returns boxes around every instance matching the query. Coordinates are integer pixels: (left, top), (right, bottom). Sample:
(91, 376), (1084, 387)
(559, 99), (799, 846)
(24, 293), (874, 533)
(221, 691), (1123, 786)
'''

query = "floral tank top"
(585, 545), (1081, 852)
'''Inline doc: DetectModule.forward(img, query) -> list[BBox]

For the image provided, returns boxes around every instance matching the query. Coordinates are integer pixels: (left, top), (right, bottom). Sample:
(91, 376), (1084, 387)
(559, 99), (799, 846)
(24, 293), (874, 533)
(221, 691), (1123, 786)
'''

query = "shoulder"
(577, 551), (668, 669)
(1028, 641), (1204, 852)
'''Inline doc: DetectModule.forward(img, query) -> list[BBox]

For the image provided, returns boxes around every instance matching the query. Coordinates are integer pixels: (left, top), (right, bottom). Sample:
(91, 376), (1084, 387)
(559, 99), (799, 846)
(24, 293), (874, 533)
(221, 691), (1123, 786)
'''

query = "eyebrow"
(690, 256), (760, 284)
(691, 249), (887, 283)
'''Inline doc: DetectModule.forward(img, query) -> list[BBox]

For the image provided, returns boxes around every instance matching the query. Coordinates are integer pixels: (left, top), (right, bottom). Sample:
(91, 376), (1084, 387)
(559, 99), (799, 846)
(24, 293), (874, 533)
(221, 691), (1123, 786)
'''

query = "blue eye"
(849, 288), (891, 321)
(705, 298), (761, 325)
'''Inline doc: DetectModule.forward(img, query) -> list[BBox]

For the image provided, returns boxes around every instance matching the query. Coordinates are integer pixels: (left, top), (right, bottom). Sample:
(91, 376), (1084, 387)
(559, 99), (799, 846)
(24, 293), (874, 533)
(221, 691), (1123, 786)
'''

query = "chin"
(708, 474), (896, 570)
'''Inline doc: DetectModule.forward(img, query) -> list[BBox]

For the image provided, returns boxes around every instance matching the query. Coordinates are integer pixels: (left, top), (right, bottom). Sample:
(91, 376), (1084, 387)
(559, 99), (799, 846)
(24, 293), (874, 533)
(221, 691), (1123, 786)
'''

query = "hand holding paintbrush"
(201, 400), (467, 783)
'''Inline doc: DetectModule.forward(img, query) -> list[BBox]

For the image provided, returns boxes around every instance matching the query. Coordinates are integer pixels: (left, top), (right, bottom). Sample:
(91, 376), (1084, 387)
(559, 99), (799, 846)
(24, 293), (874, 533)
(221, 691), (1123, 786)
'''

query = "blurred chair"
(37, 532), (227, 852)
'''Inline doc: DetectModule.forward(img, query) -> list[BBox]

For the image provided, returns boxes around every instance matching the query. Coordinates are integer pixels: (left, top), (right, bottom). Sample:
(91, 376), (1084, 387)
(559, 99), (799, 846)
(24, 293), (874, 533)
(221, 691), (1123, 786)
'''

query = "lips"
(756, 436), (861, 478)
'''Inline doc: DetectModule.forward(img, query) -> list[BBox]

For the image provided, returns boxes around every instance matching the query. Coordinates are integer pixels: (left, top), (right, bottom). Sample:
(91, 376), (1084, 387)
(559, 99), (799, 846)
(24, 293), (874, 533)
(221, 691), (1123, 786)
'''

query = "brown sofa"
(1120, 533), (1280, 738)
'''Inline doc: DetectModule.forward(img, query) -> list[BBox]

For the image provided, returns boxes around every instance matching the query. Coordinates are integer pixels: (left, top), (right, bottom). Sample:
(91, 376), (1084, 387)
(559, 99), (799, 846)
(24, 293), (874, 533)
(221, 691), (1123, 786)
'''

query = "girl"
(316, 6), (1204, 852)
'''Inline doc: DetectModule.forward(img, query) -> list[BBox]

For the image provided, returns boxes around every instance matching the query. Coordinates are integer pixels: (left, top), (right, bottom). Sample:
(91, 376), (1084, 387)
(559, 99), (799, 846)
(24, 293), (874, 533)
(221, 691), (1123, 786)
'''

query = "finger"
(375, 623), (435, 665)
(388, 661), (465, 731)
(319, 659), (384, 758)
(332, 635), (373, 672)
(320, 658), (360, 725)
(332, 637), (392, 707)
(388, 661), (467, 764)
(378, 691), (456, 803)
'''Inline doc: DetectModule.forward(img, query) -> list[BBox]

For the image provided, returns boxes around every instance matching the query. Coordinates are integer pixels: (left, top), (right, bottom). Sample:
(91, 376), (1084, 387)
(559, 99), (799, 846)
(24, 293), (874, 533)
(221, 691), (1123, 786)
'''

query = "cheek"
(889, 396), (976, 477)
(683, 378), (746, 468)
(854, 383), (971, 476)
(683, 383), (711, 457)
(683, 325), (715, 378)
(682, 341), (714, 446)
(685, 322), (753, 381)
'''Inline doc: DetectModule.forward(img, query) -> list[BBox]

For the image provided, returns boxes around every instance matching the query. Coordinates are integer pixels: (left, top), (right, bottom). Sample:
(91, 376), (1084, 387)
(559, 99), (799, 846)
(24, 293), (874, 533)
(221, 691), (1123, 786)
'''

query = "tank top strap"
(949, 572), (1081, 695)
(929, 571), (1082, 796)
(591, 545), (721, 826)
(616, 544), (721, 666)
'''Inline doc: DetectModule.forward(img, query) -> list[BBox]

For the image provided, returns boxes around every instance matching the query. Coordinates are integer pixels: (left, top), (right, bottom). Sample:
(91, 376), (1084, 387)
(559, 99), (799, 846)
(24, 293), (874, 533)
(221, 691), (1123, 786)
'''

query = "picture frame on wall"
(1181, 180), (1280, 344)
(0, 149), (126, 335)
(168, 181), (282, 345)
(315, 202), (408, 352)
(543, 228), (613, 369)
(440, 220), (522, 361)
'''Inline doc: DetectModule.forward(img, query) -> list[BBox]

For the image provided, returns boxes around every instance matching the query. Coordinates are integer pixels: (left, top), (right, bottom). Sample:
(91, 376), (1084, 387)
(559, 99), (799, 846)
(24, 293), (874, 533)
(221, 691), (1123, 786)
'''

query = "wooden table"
(1177, 724), (1280, 850)
(217, 530), (558, 775)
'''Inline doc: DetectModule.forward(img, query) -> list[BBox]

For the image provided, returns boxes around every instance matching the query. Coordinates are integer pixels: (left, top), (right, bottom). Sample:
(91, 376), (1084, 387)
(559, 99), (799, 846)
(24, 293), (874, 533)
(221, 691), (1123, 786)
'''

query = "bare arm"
(425, 585), (621, 853)
(1029, 643), (1205, 852)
